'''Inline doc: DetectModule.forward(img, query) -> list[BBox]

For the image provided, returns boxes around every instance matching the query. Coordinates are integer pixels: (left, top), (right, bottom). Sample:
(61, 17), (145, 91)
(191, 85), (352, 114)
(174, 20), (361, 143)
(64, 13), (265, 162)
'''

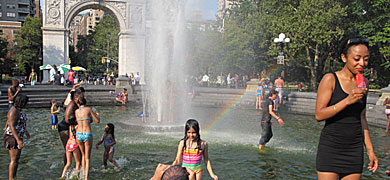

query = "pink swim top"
(182, 147), (203, 173)
(66, 134), (78, 152)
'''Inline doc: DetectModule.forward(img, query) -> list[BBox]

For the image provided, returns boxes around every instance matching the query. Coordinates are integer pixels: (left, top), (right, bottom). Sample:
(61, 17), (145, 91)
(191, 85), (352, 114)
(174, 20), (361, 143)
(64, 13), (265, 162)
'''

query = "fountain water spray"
(141, 0), (196, 125)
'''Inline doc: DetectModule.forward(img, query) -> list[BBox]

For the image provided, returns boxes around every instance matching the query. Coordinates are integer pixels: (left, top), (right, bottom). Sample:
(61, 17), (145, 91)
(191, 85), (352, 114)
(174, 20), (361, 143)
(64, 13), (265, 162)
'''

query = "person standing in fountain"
(7, 79), (21, 110)
(75, 95), (100, 180)
(172, 119), (218, 180)
(4, 94), (30, 180)
(59, 85), (84, 167)
(50, 99), (60, 130)
(315, 37), (378, 180)
(258, 89), (284, 150)
(96, 123), (120, 169)
(274, 76), (284, 111)
(383, 97), (390, 136)
(256, 83), (263, 110)
(61, 115), (81, 178)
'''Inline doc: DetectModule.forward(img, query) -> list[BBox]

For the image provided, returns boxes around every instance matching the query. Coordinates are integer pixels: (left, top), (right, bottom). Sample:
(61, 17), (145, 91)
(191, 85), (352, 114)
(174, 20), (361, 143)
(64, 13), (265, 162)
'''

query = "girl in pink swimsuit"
(172, 119), (218, 180)
(61, 115), (81, 178)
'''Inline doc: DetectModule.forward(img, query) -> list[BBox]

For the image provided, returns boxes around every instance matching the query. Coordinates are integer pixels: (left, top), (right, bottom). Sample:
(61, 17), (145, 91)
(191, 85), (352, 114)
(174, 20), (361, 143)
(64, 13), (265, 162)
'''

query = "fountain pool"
(1, 106), (390, 179)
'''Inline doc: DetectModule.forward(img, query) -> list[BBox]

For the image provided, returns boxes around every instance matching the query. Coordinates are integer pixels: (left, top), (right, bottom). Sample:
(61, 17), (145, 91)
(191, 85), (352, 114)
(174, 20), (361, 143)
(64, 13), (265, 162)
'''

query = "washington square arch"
(42, 0), (147, 83)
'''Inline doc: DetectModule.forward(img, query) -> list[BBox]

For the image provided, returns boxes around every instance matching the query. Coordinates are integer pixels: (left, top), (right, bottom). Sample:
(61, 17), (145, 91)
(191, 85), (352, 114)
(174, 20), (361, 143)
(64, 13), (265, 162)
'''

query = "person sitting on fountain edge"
(258, 89), (284, 150)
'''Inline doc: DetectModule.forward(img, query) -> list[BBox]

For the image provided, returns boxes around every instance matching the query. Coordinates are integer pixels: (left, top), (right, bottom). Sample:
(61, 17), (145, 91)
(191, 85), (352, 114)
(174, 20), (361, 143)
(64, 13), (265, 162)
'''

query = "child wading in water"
(96, 123), (120, 169)
(51, 99), (60, 130)
(172, 119), (218, 180)
(61, 115), (81, 178)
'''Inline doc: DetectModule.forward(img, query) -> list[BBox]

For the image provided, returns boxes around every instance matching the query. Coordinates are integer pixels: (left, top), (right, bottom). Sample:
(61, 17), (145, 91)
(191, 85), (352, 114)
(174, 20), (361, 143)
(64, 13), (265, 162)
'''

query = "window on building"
(0, 12), (2, 17)
(95, 17), (100, 21)
(7, 12), (16, 17)
(13, 30), (18, 36)
(6, 4), (16, 9)
(0, 29), (3, 34)
(0, 3), (2, 8)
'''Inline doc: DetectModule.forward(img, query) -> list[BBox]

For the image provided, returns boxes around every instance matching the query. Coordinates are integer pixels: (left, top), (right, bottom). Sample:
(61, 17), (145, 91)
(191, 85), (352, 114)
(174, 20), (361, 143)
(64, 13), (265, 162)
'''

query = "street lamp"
(274, 33), (290, 65)
(106, 33), (111, 73)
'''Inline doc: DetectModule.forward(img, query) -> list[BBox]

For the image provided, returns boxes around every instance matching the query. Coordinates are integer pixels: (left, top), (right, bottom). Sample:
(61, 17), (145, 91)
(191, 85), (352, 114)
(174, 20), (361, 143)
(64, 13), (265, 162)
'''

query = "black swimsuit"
(316, 73), (366, 174)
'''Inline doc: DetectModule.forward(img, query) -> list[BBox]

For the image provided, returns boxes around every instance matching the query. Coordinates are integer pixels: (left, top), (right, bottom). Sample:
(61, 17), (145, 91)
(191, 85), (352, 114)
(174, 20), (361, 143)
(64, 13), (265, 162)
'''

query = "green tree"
(13, 17), (42, 75)
(360, 0), (390, 87)
(0, 30), (9, 82)
(70, 14), (119, 75)
(186, 24), (224, 77)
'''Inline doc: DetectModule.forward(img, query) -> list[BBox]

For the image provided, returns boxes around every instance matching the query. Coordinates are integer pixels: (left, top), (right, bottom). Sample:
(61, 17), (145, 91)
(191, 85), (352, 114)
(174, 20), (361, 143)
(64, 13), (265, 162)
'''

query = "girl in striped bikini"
(172, 119), (218, 180)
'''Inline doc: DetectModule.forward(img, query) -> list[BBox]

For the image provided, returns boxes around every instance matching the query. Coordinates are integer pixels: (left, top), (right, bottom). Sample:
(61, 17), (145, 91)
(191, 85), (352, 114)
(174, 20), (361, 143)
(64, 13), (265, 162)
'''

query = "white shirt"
(227, 75), (232, 84)
(49, 68), (56, 81)
(202, 75), (209, 82)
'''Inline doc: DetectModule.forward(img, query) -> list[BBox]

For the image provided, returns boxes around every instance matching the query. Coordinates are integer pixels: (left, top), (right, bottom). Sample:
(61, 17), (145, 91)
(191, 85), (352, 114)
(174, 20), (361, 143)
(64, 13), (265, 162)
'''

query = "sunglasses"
(347, 37), (369, 46)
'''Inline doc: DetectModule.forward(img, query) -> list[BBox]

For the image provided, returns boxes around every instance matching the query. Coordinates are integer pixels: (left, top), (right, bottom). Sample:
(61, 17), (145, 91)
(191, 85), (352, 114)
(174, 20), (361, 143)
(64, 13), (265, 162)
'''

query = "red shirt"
(68, 71), (75, 81)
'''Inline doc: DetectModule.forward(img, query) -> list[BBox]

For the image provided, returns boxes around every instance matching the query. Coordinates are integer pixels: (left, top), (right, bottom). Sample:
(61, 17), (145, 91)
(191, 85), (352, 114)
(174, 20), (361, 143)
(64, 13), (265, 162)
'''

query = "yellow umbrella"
(72, 66), (86, 71)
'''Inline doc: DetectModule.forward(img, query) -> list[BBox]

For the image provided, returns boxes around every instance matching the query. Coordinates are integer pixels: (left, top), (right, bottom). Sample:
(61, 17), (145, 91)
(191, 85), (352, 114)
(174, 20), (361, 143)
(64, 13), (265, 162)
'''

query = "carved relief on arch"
(65, 0), (85, 15)
(128, 4), (145, 33)
(47, 0), (61, 25)
(106, 1), (127, 19)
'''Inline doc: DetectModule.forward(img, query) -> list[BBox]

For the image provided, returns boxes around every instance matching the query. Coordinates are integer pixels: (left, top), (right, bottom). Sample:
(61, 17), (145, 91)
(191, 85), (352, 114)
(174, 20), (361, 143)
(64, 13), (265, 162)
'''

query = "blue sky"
(198, 0), (218, 20)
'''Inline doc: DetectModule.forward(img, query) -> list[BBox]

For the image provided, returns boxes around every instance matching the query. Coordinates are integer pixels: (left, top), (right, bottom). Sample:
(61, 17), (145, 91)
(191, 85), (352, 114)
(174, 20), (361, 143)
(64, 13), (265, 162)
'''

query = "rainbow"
(202, 64), (284, 133)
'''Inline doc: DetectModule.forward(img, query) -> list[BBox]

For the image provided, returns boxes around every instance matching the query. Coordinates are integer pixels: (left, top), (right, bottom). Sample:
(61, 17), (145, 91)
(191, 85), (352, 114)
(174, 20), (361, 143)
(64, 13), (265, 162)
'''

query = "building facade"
(87, 9), (104, 34)
(217, 0), (233, 18)
(0, 20), (20, 56)
(0, 0), (36, 22)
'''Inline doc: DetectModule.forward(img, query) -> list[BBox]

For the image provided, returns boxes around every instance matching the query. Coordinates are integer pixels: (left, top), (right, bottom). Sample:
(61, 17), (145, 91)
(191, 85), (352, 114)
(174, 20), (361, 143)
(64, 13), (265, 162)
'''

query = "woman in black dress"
(315, 37), (378, 179)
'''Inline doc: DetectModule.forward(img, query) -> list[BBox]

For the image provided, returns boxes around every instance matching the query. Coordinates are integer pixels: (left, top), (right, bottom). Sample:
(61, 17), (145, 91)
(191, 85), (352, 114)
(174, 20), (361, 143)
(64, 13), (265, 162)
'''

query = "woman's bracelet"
(333, 105), (337, 112)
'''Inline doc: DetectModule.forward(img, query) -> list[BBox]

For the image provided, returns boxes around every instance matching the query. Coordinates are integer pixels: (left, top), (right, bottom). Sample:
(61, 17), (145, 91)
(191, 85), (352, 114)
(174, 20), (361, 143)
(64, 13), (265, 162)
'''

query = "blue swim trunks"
(51, 115), (58, 126)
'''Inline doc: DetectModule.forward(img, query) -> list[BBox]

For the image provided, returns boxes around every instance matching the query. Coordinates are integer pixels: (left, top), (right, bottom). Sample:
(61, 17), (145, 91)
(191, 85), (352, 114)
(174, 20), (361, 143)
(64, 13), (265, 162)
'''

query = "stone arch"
(42, 0), (145, 84)
(64, 1), (126, 31)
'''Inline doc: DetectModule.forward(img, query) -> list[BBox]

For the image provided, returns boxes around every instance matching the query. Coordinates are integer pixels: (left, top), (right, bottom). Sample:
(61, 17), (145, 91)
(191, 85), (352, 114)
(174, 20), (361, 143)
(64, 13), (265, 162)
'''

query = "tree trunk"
(307, 46), (318, 90)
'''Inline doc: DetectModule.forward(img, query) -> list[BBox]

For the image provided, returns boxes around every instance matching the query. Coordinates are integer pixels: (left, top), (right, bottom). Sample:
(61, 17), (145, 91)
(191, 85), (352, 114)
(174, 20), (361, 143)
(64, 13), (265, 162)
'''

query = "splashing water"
(141, 0), (198, 125)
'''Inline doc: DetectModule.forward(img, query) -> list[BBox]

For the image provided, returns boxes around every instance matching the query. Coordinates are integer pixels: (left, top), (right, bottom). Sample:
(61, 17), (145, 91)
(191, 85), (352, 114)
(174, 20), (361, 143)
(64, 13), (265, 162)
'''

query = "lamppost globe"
(274, 33), (290, 65)
(279, 33), (286, 40)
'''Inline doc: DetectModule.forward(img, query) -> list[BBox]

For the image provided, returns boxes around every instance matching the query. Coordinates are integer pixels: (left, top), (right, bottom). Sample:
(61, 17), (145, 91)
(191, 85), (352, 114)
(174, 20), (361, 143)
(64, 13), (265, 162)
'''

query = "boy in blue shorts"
(50, 99), (60, 130)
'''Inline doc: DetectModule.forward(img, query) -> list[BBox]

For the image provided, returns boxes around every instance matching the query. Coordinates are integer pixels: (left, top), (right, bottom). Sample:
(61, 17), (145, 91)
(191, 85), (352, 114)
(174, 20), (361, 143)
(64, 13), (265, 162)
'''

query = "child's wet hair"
(106, 123), (115, 139)
(182, 119), (202, 153)
(77, 94), (87, 105)
(14, 94), (28, 108)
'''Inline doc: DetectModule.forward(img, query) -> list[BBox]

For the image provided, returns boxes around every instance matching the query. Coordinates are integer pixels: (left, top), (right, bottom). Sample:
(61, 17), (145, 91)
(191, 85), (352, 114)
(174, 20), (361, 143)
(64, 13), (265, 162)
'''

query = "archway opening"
(67, 6), (120, 82)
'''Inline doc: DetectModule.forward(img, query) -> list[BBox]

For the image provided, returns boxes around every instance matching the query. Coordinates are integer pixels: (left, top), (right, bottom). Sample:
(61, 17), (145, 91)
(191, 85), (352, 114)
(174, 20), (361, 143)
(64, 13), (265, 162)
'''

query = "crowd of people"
(4, 36), (390, 180)
(4, 82), (123, 180)
(198, 73), (249, 88)
(24, 64), (143, 87)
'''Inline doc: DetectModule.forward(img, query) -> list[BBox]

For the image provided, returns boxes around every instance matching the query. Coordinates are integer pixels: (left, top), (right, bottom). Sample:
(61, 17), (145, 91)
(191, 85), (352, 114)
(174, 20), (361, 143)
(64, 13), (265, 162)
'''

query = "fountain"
(120, 0), (195, 131)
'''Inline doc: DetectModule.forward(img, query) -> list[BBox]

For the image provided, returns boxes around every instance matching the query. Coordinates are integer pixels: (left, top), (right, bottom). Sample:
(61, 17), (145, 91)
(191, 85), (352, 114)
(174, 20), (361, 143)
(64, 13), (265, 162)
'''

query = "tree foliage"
(70, 14), (119, 75)
(218, 0), (390, 88)
(13, 17), (42, 75)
